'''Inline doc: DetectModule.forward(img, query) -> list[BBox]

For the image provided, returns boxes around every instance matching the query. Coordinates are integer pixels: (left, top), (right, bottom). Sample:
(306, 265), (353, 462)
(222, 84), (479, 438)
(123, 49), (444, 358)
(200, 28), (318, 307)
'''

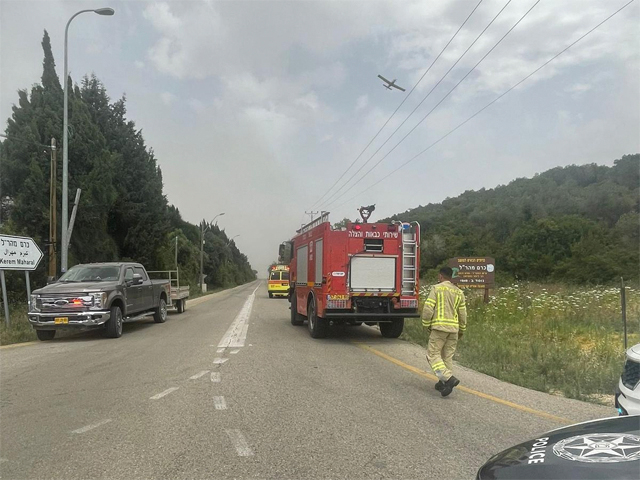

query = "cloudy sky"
(1, 0), (639, 274)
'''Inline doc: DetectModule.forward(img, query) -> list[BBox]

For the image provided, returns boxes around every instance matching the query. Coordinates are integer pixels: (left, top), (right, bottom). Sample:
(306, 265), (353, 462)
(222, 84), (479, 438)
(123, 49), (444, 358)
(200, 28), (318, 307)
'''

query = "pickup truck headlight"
(30, 294), (40, 312)
(91, 292), (108, 309)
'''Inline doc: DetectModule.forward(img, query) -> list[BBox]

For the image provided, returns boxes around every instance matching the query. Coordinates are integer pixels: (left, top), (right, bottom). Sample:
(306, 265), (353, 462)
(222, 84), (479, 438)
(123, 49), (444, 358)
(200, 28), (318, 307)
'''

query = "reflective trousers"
(426, 329), (458, 381)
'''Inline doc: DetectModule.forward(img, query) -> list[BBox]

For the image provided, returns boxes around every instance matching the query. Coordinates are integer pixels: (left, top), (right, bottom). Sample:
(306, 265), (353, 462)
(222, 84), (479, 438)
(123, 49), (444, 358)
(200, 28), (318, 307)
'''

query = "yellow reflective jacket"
(421, 281), (467, 333)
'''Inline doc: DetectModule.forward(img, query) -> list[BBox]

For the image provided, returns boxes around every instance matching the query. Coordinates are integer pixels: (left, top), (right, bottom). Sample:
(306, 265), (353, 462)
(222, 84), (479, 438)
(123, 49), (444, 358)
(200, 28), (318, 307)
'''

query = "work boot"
(440, 376), (460, 397)
(434, 381), (445, 392)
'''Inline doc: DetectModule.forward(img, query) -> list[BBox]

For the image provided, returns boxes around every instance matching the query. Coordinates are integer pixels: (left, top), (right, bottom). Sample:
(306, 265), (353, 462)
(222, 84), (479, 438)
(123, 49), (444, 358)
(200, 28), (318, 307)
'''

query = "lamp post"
(61, 7), (114, 273)
(200, 212), (225, 292)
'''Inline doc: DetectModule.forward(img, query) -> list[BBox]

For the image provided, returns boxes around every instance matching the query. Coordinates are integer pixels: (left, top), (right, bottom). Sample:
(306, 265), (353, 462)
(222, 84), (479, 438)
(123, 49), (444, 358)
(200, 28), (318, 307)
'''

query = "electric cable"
(308, 0), (485, 209)
(333, 0), (636, 210)
(320, 0), (518, 209)
(323, 0), (541, 209)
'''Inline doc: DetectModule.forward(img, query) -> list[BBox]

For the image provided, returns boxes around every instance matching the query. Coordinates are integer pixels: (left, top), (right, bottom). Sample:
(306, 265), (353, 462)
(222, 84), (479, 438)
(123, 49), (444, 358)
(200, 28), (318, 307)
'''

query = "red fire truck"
(279, 210), (420, 339)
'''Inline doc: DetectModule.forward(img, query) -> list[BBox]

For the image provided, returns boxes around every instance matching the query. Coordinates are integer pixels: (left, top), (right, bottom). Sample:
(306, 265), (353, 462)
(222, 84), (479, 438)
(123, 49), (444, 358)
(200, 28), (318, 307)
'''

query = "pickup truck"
(28, 262), (171, 340)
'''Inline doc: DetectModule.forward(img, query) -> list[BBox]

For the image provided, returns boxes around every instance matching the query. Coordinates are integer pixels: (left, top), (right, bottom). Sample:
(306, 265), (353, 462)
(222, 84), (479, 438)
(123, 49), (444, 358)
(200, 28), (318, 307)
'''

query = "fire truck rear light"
(400, 299), (418, 309)
(326, 299), (348, 309)
(354, 224), (361, 231)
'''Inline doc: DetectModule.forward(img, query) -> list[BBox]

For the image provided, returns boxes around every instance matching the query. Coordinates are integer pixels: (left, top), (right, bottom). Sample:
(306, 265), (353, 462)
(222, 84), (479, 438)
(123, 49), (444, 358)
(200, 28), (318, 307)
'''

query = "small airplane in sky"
(377, 75), (406, 92)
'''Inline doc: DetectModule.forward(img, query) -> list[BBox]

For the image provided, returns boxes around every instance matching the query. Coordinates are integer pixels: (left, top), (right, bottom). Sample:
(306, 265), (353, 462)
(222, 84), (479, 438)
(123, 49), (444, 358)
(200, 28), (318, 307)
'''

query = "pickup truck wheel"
(176, 299), (185, 314)
(154, 298), (168, 323)
(105, 305), (123, 338)
(380, 319), (404, 338)
(290, 291), (304, 326)
(36, 330), (56, 341)
(307, 298), (328, 339)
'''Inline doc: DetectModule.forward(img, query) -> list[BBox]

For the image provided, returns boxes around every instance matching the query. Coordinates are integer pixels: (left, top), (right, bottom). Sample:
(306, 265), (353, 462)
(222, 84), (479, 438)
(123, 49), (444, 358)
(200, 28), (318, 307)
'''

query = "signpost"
(0, 234), (44, 327)
(448, 257), (495, 303)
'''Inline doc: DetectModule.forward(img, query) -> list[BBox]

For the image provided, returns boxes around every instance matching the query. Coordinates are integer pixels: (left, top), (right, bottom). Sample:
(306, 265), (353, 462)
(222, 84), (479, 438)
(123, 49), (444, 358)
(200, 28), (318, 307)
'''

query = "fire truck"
(279, 208), (420, 338)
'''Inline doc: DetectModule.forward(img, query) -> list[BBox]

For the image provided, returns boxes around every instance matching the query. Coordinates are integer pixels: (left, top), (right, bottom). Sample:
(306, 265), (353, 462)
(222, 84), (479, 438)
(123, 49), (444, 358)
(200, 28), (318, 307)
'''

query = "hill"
(389, 154), (639, 284)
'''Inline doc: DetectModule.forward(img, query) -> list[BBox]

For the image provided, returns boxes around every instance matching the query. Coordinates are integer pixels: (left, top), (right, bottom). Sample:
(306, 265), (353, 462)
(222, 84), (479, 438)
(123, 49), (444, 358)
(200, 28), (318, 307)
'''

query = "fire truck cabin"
(281, 212), (420, 338)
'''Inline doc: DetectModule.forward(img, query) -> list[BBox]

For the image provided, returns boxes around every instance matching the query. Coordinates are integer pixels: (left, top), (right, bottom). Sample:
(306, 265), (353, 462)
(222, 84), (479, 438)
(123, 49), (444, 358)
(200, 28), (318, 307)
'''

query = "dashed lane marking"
(71, 419), (112, 434)
(213, 358), (229, 365)
(230, 349), (240, 354)
(353, 343), (573, 425)
(150, 387), (180, 400)
(189, 370), (210, 380)
(213, 396), (227, 410)
(217, 285), (259, 349)
(225, 429), (254, 456)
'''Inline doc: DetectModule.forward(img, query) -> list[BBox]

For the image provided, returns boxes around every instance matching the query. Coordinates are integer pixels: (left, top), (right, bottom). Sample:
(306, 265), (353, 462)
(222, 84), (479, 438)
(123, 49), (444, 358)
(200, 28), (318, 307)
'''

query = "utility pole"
(305, 210), (319, 222)
(48, 138), (57, 280)
(200, 221), (205, 293)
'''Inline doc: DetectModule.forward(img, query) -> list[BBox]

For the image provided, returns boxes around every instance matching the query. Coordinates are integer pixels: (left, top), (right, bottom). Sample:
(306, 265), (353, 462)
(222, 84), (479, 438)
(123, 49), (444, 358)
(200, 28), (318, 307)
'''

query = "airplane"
(377, 74), (406, 92)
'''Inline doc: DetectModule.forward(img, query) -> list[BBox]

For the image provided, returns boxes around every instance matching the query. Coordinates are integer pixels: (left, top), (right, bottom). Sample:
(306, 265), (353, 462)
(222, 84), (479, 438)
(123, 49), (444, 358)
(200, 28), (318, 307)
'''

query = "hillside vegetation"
(0, 31), (255, 301)
(389, 154), (639, 284)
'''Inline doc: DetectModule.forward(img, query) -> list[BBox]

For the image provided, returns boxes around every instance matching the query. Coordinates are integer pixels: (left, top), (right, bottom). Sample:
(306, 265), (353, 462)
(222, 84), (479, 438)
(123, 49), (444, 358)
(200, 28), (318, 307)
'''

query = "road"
(0, 281), (613, 479)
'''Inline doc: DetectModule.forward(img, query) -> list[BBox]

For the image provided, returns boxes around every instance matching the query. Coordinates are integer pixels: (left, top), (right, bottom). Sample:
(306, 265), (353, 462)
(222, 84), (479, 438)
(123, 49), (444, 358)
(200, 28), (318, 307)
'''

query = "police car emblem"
(553, 433), (640, 463)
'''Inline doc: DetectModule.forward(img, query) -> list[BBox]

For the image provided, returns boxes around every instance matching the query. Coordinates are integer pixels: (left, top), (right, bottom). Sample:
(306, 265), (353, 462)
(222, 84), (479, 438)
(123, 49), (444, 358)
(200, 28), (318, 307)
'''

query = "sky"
(1, 0), (639, 275)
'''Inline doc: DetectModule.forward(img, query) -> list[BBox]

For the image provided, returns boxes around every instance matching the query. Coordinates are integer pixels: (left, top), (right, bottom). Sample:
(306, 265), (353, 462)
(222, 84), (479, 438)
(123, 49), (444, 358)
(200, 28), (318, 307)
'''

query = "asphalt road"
(0, 281), (614, 479)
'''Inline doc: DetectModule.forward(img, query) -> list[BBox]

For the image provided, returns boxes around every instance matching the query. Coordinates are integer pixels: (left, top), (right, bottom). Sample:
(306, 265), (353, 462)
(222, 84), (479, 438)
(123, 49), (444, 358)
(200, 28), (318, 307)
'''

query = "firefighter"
(422, 266), (467, 397)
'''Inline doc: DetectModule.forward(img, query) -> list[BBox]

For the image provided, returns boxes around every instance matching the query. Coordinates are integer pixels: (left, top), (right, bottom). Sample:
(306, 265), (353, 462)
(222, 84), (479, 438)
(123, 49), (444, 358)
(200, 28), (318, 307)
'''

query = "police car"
(615, 343), (640, 416)
(476, 415), (640, 479)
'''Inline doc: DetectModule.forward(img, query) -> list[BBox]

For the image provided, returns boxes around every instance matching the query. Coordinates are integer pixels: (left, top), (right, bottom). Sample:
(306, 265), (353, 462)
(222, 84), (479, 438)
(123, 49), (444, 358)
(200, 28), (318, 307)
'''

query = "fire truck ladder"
(401, 227), (417, 295)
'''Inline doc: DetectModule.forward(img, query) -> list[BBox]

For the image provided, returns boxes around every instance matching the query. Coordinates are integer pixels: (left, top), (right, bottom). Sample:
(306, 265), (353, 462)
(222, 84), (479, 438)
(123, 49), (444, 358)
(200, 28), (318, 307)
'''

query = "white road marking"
(210, 372), (221, 383)
(230, 349), (240, 354)
(217, 286), (258, 349)
(216, 348), (225, 353)
(213, 358), (228, 365)
(150, 387), (179, 400)
(189, 370), (210, 380)
(225, 429), (254, 456)
(71, 419), (112, 434)
(213, 396), (227, 410)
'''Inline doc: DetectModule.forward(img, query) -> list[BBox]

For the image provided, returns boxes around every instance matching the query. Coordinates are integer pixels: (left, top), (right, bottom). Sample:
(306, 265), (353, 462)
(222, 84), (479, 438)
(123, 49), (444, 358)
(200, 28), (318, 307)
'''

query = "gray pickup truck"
(28, 262), (171, 340)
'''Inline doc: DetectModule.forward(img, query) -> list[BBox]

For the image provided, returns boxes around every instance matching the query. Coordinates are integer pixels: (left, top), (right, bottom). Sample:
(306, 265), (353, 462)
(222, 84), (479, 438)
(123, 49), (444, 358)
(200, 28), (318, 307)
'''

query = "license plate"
(328, 294), (349, 300)
(54, 317), (69, 324)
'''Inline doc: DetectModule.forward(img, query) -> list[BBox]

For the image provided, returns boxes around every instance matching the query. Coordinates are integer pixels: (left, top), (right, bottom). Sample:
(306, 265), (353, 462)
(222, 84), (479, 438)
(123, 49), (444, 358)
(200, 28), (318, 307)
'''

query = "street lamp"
(200, 213), (225, 291)
(61, 7), (114, 273)
(226, 235), (240, 246)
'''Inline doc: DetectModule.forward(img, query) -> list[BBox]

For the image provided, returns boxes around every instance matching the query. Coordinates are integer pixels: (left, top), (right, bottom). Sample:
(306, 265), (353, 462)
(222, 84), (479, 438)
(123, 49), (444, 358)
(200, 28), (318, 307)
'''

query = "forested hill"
(0, 31), (255, 296)
(389, 154), (639, 284)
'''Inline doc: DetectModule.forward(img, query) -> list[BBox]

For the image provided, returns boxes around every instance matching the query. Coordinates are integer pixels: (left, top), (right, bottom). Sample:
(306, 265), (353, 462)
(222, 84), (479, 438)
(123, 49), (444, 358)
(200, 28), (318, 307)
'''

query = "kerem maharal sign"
(0, 234), (44, 271)
(448, 257), (495, 289)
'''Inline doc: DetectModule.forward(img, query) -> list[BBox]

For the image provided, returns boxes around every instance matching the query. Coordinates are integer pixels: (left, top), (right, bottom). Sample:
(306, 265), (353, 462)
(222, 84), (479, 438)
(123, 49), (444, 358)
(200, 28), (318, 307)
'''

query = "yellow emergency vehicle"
(268, 264), (290, 298)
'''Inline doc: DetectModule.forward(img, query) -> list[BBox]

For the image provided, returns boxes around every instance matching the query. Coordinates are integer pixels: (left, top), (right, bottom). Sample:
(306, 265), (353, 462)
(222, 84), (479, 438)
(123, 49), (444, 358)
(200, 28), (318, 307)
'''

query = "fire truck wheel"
(307, 298), (328, 339)
(268, 292), (273, 298)
(290, 291), (304, 326)
(379, 319), (404, 338)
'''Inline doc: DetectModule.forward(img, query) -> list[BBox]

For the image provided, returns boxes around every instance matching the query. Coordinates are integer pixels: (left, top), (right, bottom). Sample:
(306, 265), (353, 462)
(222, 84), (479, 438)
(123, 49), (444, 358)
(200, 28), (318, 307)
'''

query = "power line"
(324, 0), (540, 209)
(334, 0), (636, 210)
(319, 0), (516, 209)
(308, 0), (484, 209)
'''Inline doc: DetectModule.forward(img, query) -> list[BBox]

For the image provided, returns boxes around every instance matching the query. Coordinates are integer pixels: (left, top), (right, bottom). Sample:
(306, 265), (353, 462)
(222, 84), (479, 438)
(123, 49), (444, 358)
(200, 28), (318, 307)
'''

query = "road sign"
(448, 257), (495, 289)
(0, 234), (44, 271)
